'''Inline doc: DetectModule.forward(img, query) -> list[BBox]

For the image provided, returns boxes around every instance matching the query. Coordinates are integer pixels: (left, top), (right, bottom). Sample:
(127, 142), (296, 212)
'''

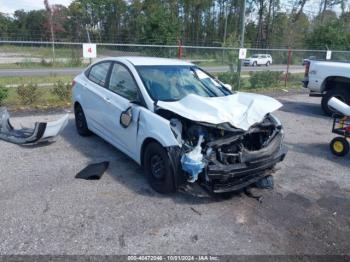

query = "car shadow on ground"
(285, 141), (350, 168)
(278, 98), (327, 119)
(60, 118), (230, 204)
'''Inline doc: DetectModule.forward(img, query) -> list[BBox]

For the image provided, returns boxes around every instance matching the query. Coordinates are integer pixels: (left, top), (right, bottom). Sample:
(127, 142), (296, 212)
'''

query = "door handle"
(104, 97), (111, 103)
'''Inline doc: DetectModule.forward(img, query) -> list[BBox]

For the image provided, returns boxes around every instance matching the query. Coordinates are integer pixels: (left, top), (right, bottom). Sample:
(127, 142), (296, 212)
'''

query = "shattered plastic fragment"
(0, 107), (68, 145)
(181, 135), (205, 183)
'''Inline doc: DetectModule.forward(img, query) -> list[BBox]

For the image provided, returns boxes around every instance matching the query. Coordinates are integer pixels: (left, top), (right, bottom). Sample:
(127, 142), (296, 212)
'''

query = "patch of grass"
(217, 71), (239, 89)
(0, 75), (75, 87)
(0, 62), (86, 69)
(0, 75), (74, 110)
(0, 45), (75, 58)
(0, 45), (87, 68)
(51, 80), (72, 101)
(4, 86), (71, 110)
(239, 73), (303, 92)
(16, 83), (40, 105)
(0, 86), (9, 106)
(249, 71), (284, 89)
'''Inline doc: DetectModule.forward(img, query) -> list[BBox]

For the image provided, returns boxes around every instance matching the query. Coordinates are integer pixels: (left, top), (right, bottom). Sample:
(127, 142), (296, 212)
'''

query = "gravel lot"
(0, 92), (349, 255)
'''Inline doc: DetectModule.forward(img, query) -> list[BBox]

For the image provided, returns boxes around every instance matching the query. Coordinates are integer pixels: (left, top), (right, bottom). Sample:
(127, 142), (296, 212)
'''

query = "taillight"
(304, 61), (310, 77)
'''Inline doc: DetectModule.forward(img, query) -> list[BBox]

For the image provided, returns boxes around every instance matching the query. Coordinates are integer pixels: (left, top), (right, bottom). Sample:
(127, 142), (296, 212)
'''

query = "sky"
(0, 0), (73, 15)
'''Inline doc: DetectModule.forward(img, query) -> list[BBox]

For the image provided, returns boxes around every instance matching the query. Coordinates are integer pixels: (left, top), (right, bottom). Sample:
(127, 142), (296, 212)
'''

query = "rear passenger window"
(88, 62), (111, 86)
(108, 63), (138, 101)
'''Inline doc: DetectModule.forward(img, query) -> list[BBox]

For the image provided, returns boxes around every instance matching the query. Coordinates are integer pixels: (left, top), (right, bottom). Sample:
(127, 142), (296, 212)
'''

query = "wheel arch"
(140, 136), (184, 189)
(322, 76), (350, 93)
(140, 137), (162, 167)
(74, 101), (82, 110)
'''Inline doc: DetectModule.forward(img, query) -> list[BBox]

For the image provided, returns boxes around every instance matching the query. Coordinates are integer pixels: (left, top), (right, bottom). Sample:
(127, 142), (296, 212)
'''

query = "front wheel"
(321, 87), (350, 116)
(252, 61), (257, 67)
(330, 137), (349, 157)
(144, 142), (176, 194)
(266, 61), (270, 67)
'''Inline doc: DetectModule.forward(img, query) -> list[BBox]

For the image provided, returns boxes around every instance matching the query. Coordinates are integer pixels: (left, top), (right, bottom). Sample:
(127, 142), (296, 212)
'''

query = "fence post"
(178, 39), (183, 59)
(284, 48), (292, 88)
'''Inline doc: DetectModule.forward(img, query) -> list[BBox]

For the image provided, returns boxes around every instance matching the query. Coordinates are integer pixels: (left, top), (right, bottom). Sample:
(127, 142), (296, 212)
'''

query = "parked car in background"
(72, 57), (286, 195)
(244, 54), (273, 67)
(303, 59), (350, 115)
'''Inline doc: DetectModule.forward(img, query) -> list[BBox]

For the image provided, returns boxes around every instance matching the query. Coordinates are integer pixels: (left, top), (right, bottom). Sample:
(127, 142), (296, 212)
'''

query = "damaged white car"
(72, 57), (287, 194)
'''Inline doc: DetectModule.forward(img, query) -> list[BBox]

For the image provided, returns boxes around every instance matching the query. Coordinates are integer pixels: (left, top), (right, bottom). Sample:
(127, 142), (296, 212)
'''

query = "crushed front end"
(170, 113), (287, 193)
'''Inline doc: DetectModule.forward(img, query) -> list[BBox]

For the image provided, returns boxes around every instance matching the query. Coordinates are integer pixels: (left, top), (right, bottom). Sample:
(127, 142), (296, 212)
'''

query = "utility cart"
(330, 114), (350, 156)
(327, 97), (350, 156)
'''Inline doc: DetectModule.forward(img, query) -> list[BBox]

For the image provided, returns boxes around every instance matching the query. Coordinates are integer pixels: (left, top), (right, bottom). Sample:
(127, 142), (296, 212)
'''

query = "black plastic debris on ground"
(75, 161), (109, 180)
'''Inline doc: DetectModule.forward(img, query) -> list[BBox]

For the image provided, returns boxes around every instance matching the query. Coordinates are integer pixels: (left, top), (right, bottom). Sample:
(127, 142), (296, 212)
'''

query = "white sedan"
(72, 57), (286, 194)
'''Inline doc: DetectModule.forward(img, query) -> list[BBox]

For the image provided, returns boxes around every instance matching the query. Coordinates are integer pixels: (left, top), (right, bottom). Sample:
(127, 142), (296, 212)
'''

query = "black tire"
(143, 142), (176, 194)
(321, 87), (350, 116)
(266, 61), (270, 67)
(252, 61), (257, 67)
(74, 104), (92, 136)
(330, 137), (349, 157)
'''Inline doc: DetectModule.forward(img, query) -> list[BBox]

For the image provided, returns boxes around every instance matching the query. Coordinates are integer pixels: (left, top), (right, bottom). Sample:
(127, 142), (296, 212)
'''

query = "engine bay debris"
(181, 135), (205, 182)
(156, 103), (287, 193)
(0, 107), (68, 145)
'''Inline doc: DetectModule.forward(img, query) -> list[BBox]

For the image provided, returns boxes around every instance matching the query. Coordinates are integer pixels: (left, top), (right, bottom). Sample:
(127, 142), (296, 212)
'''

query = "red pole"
(178, 39), (183, 59)
(285, 48), (292, 87)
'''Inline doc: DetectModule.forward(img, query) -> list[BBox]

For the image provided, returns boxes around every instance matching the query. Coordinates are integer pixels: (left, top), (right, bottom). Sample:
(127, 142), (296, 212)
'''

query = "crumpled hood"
(157, 92), (282, 131)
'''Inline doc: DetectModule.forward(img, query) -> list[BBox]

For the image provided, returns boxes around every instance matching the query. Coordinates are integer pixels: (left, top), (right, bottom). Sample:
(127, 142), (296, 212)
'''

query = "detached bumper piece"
(203, 133), (287, 193)
(0, 107), (68, 145)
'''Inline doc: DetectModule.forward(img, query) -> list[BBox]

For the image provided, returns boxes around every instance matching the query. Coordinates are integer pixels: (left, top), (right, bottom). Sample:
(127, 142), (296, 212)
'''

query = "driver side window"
(108, 63), (138, 101)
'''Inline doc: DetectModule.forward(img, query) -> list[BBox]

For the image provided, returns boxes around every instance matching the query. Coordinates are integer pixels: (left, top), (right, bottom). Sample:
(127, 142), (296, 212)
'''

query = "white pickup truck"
(303, 60), (350, 115)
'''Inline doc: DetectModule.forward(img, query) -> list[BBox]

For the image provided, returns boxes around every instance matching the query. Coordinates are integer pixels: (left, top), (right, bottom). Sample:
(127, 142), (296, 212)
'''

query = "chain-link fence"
(1, 40), (350, 93)
(2, 40), (350, 67)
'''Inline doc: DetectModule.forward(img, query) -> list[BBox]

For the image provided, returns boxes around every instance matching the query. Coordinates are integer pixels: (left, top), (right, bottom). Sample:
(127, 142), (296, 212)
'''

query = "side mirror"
(223, 83), (232, 90)
(120, 107), (133, 128)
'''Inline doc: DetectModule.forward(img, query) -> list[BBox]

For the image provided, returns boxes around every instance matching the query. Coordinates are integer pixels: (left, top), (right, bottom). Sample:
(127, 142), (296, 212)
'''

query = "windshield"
(251, 54), (259, 58)
(136, 66), (231, 101)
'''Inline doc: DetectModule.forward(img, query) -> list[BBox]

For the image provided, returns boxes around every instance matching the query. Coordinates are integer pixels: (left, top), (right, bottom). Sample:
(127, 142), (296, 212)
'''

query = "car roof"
(108, 56), (194, 66)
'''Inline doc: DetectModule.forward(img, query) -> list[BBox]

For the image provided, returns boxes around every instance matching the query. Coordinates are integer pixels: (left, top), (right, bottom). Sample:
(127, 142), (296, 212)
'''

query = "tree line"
(0, 0), (350, 50)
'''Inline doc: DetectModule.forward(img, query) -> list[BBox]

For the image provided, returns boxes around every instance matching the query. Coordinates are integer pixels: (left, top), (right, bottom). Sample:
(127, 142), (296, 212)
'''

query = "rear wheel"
(321, 87), (350, 116)
(74, 104), (92, 136)
(144, 142), (176, 194)
(266, 61), (270, 67)
(330, 137), (349, 157)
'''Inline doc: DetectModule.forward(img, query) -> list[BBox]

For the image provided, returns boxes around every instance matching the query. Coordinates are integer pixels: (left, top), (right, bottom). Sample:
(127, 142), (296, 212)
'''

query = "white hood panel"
(157, 92), (282, 131)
